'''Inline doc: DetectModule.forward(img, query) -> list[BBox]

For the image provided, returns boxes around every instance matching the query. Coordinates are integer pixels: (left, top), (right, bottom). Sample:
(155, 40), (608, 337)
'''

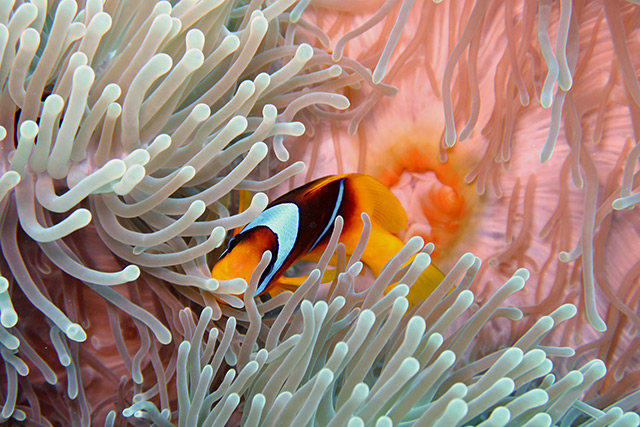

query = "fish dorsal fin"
(348, 174), (407, 234)
(301, 175), (341, 197)
(299, 174), (407, 234)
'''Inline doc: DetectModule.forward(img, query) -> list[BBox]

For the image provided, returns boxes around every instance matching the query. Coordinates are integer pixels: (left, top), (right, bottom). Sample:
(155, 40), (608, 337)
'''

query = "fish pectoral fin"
(277, 268), (337, 292)
(271, 268), (338, 297)
(266, 278), (300, 297)
(267, 274), (316, 297)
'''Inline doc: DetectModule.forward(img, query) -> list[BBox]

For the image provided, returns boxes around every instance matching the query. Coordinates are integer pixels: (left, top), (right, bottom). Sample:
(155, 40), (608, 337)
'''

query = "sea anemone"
(129, 227), (639, 426)
(0, 0), (348, 423)
(0, 0), (638, 426)
(292, 0), (640, 417)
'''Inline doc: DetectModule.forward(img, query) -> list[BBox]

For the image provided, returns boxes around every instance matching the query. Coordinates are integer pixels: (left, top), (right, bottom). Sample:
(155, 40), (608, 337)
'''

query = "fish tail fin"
(361, 228), (445, 311)
(348, 174), (446, 311)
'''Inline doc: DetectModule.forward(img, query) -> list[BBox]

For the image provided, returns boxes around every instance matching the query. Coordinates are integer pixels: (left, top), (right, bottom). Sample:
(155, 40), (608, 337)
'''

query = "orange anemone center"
(367, 130), (480, 263)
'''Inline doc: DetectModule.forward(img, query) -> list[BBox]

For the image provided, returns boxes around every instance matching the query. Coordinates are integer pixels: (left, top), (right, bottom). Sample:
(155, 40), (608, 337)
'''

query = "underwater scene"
(0, 0), (639, 426)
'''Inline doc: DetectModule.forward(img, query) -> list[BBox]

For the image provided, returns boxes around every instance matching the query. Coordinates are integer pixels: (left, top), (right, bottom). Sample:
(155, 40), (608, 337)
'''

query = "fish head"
(211, 227), (277, 293)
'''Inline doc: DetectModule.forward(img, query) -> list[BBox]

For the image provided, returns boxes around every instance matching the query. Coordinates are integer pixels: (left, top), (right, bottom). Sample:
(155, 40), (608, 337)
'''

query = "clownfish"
(211, 173), (445, 306)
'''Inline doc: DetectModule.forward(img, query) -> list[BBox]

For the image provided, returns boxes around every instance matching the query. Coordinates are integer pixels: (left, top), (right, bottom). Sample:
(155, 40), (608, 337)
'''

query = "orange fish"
(211, 174), (445, 305)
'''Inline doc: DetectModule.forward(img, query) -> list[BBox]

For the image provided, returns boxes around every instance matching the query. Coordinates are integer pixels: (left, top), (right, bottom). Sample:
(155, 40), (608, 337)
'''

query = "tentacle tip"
(0, 277), (8, 293)
(204, 279), (219, 292)
(275, 150), (290, 162)
(251, 14), (269, 34)
(212, 225), (227, 238)
(612, 198), (633, 210)
(181, 165), (196, 179)
(291, 161), (306, 173)
(591, 318), (607, 333)
(185, 49), (205, 68)
(191, 199), (207, 213)
(201, 305), (214, 318)
(230, 115), (249, 131)
(263, 104), (277, 117)
(334, 95), (350, 110)
(372, 68), (386, 85)
(561, 304), (578, 319)
(178, 340), (191, 352)
(193, 103), (211, 118)
(1, 312), (18, 329)
(348, 261), (363, 277)
(510, 276), (526, 291)
(328, 65), (342, 77)
(445, 131), (457, 148)
(540, 96), (552, 109)
(458, 290), (475, 305)
(252, 192), (269, 207)
(132, 246), (147, 255)
(296, 43), (314, 60)
(407, 235), (425, 248)
(66, 324), (87, 342)
(558, 76), (573, 92)
(157, 330), (173, 345)
(59, 354), (71, 367)
(514, 268), (530, 281)
(123, 265), (141, 281)
(458, 127), (472, 142)
(251, 141), (269, 158)
(255, 72), (270, 87)
(539, 151), (552, 164)
(290, 122), (306, 136)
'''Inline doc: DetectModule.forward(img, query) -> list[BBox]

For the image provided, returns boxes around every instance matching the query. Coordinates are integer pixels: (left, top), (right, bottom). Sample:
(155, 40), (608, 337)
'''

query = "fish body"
(211, 173), (444, 304)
